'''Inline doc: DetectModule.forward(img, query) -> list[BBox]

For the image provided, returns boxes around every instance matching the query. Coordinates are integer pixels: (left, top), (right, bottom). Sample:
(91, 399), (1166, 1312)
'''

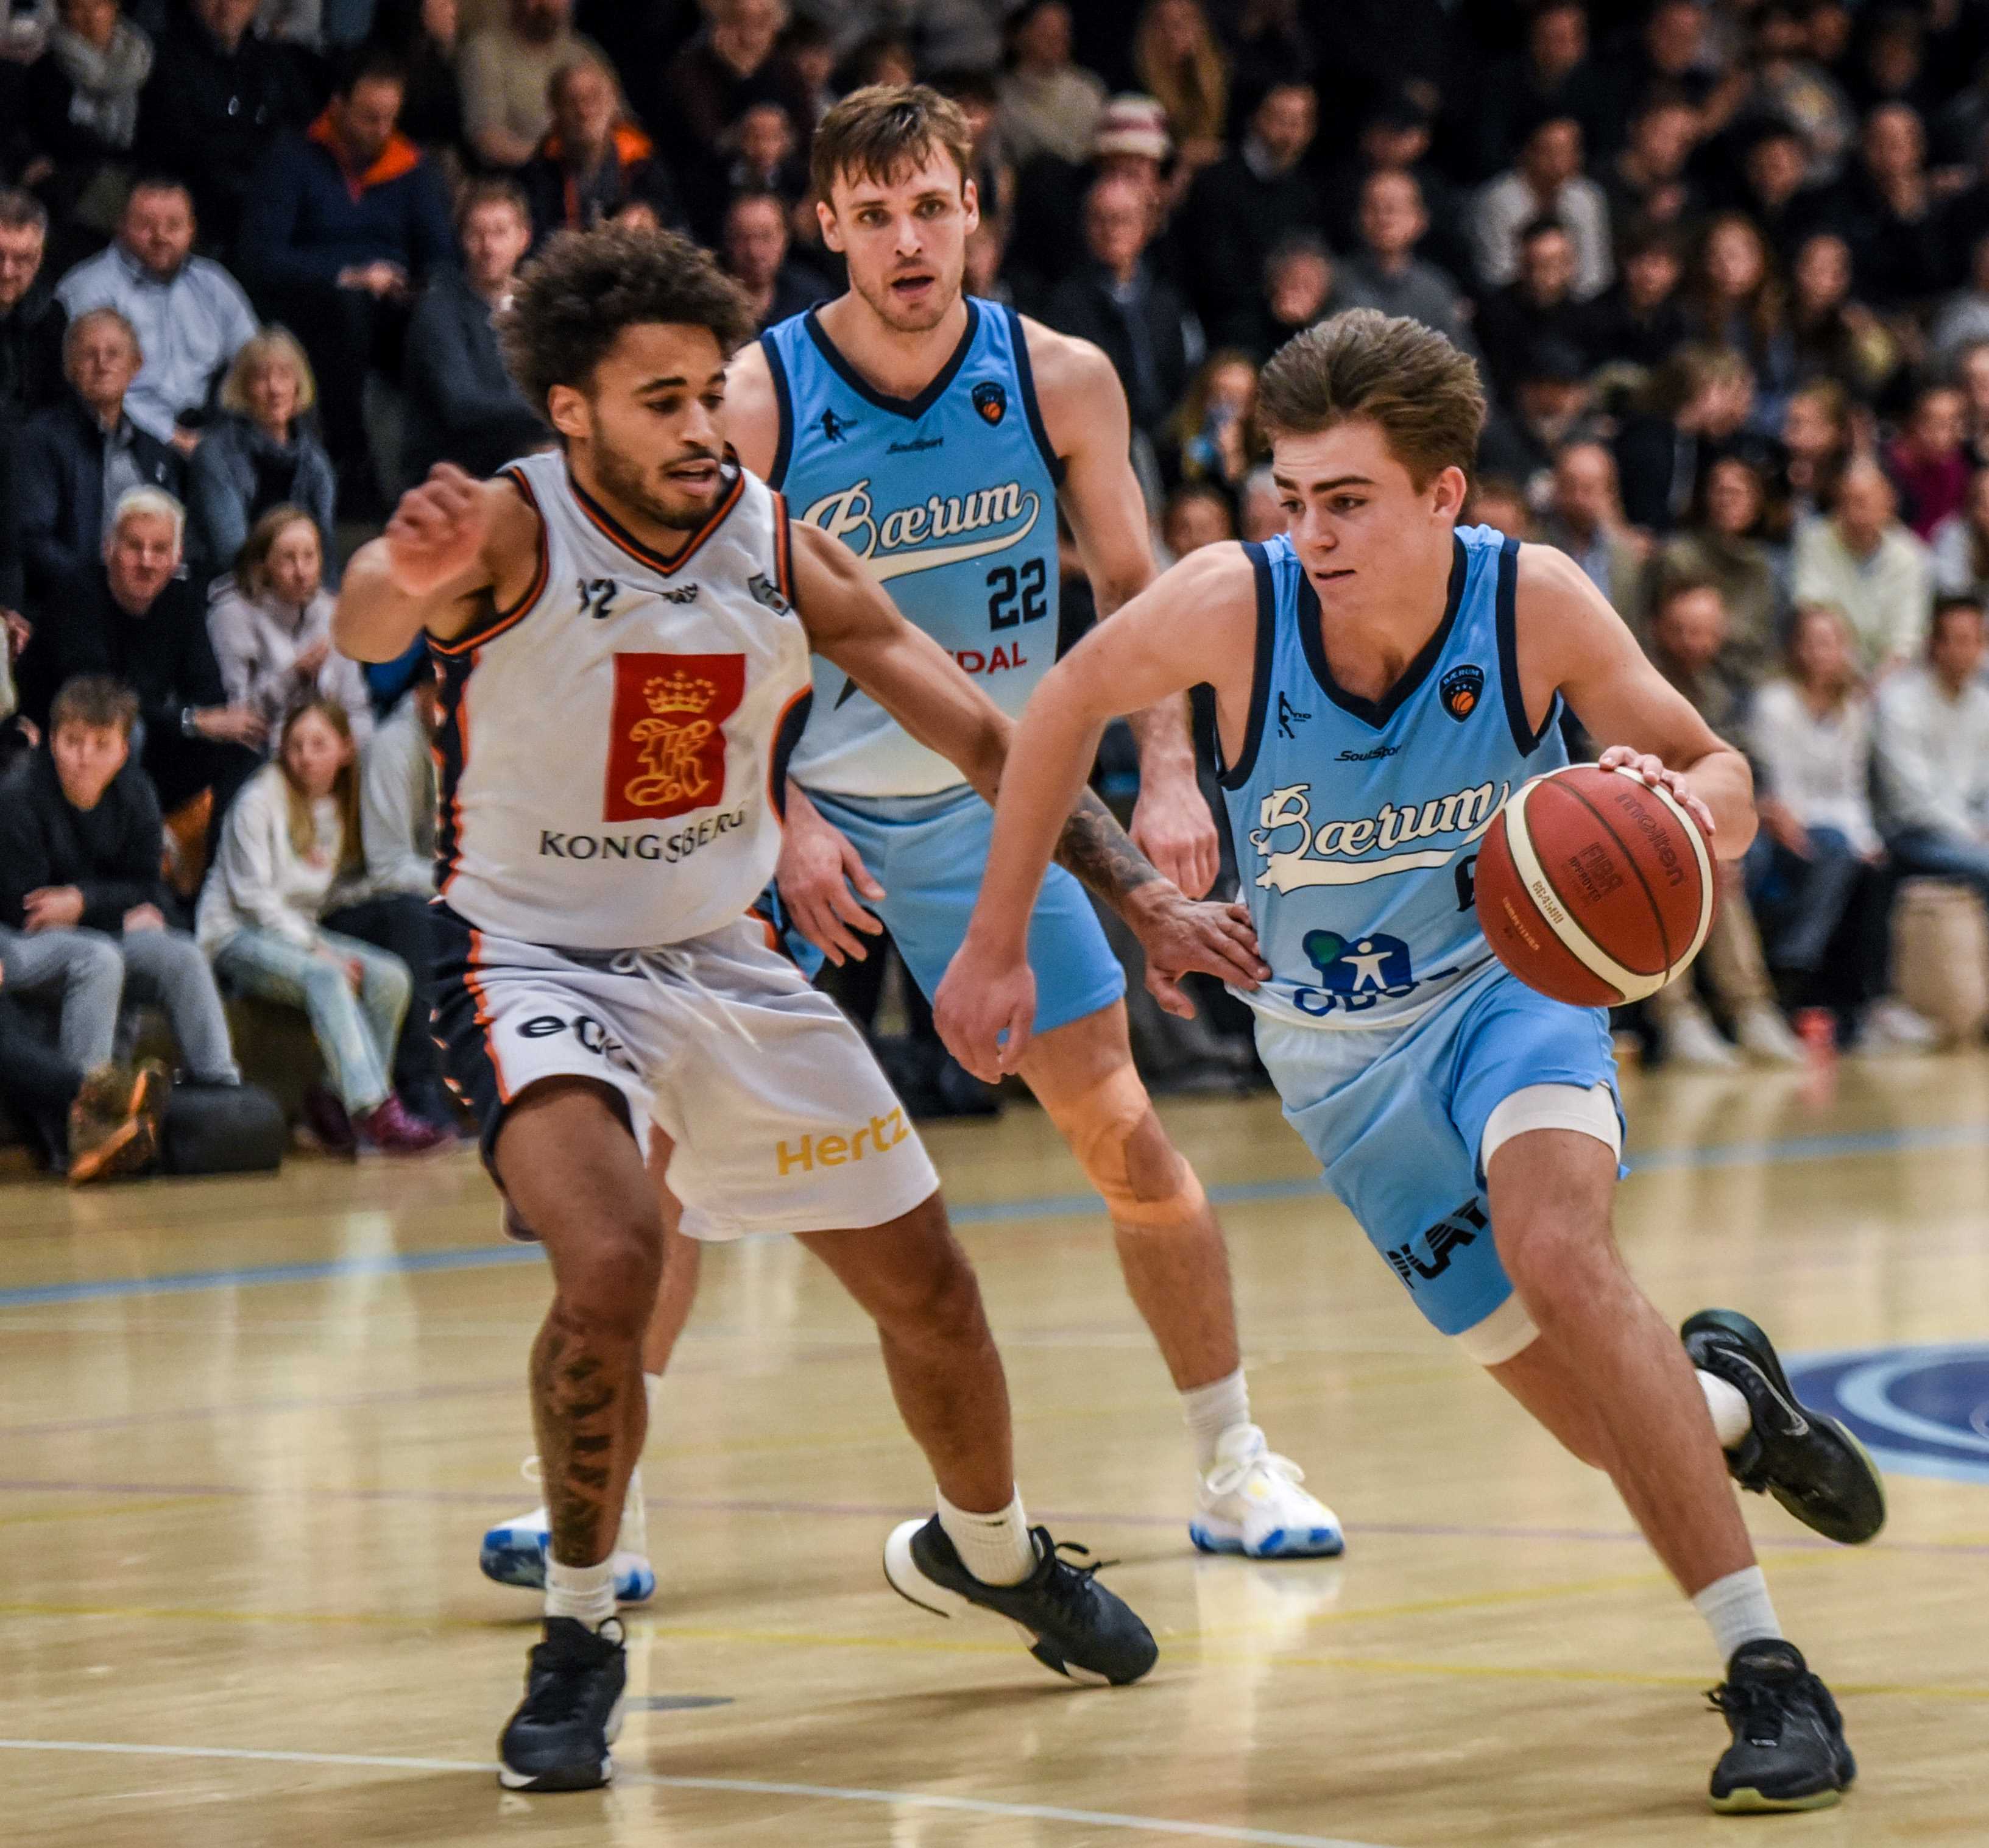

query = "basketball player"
(332, 227), (1265, 1791)
(729, 84), (1338, 1556)
(936, 310), (1887, 1813)
(483, 82), (1340, 1601)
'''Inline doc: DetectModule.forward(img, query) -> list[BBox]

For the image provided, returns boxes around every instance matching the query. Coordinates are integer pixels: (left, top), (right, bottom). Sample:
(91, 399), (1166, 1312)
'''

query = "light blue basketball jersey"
(1218, 525), (1567, 1032)
(761, 298), (1064, 798)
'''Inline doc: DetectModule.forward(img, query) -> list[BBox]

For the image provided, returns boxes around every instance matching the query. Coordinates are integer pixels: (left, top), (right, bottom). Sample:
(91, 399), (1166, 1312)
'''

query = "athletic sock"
(545, 1555), (618, 1630)
(1698, 1369), (1753, 1449)
(1693, 1565), (1783, 1664)
(618, 1464), (648, 1558)
(936, 1486), (1035, 1587)
(1182, 1367), (1252, 1473)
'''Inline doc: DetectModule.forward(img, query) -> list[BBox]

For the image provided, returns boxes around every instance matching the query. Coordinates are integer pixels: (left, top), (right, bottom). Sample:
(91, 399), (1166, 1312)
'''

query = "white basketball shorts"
(432, 906), (940, 1241)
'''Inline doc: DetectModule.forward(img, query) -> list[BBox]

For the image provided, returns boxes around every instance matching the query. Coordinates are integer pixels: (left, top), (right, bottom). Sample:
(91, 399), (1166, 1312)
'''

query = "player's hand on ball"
(1131, 776), (1221, 899)
(384, 464), (489, 597)
(1597, 745), (1715, 839)
(1131, 893), (1270, 1018)
(776, 802), (885, 966)
(936, 944), (1036, 1082)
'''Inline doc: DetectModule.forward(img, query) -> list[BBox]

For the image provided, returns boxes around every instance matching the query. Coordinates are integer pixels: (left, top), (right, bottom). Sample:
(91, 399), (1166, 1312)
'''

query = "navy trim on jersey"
(802, 299), (981, 419)
(1003, 304), (1067, 488)
(567, 460), (744, 576)
(768, 687), (813, 816)
(1494, 533), (1556, 755)
(1217, 541), (1278, 791)
(761, 330), (794, 488)
(429, 650), (473, 896)
(1296, 534), (1468, 731)
(429, 469), (548, 657)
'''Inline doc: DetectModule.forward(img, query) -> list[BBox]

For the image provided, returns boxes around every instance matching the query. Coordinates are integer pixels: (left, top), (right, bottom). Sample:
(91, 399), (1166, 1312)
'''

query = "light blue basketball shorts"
(786, 783), (1127, 1035)
(1255, 962), (1623, 1353)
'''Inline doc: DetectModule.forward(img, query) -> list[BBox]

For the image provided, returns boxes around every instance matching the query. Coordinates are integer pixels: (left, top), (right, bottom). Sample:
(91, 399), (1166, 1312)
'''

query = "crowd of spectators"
(12, 0), (1989, 1169)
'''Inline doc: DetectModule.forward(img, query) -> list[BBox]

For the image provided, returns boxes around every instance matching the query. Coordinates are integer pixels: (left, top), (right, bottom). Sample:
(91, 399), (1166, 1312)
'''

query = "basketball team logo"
(1440, 664), (1485, 720)
(603, 651), (745, 823)
(972, 380), (1007, 425)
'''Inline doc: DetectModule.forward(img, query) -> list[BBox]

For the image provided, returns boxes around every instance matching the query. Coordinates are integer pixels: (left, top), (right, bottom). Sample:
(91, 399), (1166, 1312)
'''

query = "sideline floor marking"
(0, 1738), (1396, 1847)
(7, 1114), (1989, 1311)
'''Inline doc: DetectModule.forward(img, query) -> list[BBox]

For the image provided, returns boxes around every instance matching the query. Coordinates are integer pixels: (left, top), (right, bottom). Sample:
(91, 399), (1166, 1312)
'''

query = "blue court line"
(4, 1116), (1986, 1312)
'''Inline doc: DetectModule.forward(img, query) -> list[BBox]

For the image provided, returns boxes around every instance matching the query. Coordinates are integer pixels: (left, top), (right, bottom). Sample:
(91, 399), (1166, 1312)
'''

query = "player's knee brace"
(1047, 1065), (1207, 1228)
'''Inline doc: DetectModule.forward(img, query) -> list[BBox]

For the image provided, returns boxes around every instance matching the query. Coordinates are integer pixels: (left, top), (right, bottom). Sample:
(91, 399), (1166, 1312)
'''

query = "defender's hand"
(1598, 745), (1715, 839)
(936, 941), (1037, 1082)
(1131, 773), (1221, 898)
(1128, 890), (1269, 1019)
(384, 465), (489, 598)
(776, 801), (886, 966)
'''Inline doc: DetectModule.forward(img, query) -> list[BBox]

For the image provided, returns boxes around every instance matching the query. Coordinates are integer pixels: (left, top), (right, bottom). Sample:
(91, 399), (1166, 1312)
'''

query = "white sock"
(936, 1486), (1034, 1587)
(1693, 1565), (1782, 1665)
(545, 1554), (617, 1629)
(644, 1372), (664, 1422)
(1699, 1370), (1753, 1449)
(1182, 1367), (1252, 1473)
(618, 1464), (648, 1558)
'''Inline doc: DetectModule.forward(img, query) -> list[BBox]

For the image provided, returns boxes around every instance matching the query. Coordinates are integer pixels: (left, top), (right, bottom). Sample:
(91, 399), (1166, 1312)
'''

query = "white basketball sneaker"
(1190, 1425), (1344, 1559)
(479, 1457), (657, 1604)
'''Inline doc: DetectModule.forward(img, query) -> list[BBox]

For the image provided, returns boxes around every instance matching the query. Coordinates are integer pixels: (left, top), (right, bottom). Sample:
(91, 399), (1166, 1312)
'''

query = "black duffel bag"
(160, 1080), (287, 1176)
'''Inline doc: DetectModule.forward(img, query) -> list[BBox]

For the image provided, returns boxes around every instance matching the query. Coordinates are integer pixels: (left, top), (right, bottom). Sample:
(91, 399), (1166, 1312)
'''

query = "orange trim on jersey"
(767, 684), (810, 815)
(465, 927), (512, 1106)
(567, 462), (744, 577)
(747, 906), (782, 954)
(771, 489), (794, 603)
(428, 470), (548, 657)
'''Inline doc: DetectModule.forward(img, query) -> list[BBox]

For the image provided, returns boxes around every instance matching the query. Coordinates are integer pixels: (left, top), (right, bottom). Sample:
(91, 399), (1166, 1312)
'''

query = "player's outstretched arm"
(934, 543), (1267, 1082)
(1030, 319), (1221, 897)
(789, 522), (1263, 987)
(333, 465), (540, 662)
(1518, 544), (1758, 859)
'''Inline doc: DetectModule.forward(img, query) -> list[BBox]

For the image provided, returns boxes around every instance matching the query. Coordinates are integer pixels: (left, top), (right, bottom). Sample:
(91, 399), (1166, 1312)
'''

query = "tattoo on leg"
(531, 1312), (627, 1563)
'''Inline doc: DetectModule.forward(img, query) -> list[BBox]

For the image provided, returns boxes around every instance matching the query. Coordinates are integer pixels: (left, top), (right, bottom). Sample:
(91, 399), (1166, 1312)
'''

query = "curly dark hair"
(498, 226), (755, 425)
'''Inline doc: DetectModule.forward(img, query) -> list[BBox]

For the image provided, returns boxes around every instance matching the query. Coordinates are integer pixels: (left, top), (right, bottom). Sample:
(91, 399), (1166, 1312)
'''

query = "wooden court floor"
(3, 1053), (1988, 1847)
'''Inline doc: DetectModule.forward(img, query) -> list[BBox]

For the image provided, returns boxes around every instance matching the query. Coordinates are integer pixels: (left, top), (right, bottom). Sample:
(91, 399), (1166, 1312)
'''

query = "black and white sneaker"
(883, 1517), (1157, 1685)
(497, 1617), (627, 1791)
(1707, 1640), (1856, 1813)
(1683, 1308), (1886, 1545)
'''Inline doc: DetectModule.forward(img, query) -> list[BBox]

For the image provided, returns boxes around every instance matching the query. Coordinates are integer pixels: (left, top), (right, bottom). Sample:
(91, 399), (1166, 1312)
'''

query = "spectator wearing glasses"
(14, 305), (182, 603)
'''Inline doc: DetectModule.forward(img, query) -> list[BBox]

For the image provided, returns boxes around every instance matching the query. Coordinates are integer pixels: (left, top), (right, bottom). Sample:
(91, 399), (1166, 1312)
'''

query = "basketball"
(1474, 763), (1715, 1007)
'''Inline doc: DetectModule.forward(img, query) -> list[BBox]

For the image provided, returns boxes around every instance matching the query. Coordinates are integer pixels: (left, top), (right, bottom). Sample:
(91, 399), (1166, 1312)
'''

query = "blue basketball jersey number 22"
(761, 299), (1065, 799)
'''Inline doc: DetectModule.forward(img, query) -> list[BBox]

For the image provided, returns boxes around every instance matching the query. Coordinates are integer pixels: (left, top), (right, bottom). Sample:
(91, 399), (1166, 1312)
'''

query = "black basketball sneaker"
(1706, 1640), (1856, 1812)
(883, 1517), (1157, 1685)
(498, 1617), (627, 1791)
(1682, 1308), (1886, 1545)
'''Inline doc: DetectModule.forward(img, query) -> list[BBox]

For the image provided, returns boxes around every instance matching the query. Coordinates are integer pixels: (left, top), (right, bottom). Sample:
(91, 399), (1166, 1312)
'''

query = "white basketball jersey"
(431, 450), (812, 950)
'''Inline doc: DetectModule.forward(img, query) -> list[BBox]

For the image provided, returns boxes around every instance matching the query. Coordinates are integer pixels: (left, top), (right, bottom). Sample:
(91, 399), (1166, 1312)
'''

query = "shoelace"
(523, 1618), (624, 1724)
(610, 947), (761, 1047)
(1203, 1447), (1308, 1499)
(1034, 1529), (1120, 1607)
(1706, 1669), (1831, 1747)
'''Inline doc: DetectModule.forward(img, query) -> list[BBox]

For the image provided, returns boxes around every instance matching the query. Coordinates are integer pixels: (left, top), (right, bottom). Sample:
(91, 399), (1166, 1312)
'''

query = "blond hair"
(1133, 0), (1227, 146)
(277, 699), (364, 879)
(220, 327), (319, 419)
(1256, 309), (1486, 487)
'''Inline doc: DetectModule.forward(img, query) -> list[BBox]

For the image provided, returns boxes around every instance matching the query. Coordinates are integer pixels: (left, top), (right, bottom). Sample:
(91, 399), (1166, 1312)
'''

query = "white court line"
(0, 1738), (1394, 1848)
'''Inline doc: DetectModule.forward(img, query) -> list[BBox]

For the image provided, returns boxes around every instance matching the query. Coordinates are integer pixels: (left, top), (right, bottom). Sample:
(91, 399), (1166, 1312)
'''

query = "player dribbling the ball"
(937, 308), (1887, 1814)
